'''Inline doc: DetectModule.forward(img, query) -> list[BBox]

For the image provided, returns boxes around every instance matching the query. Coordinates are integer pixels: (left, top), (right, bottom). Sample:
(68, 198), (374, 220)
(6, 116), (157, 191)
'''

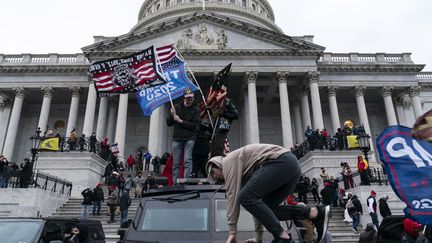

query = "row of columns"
(0, 75), (425, 160)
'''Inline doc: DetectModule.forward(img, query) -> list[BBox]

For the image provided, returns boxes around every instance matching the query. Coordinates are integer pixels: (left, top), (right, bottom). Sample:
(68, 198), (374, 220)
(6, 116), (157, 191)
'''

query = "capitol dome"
(131, 0), (280, 33)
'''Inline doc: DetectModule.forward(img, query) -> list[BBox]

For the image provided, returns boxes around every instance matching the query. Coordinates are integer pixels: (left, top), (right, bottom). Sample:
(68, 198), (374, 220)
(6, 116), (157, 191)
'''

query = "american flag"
(89, 45), (166, 94)
(200, 63), (232, 119)
(156, 44), (179, 65)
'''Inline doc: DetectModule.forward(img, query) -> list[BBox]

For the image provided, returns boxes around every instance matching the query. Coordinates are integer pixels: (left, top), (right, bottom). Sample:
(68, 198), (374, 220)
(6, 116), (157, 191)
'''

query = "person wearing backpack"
(348, 195), (363, 234)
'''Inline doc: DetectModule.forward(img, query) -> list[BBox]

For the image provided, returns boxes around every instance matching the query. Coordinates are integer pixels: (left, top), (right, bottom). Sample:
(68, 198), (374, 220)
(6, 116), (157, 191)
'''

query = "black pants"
(238, 152), (310, 238)
(192, 154), (208, 178)
(298, 192), (308, 204)
(311, 189), (320, 203)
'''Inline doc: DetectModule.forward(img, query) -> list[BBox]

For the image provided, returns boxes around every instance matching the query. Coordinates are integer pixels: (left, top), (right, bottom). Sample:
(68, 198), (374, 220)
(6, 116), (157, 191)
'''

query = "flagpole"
(170, 41), (214, 128)
(154, 46), (175, 110)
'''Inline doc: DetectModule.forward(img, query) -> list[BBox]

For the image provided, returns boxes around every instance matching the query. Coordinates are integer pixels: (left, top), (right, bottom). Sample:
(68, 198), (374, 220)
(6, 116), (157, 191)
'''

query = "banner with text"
(376, 125), (432, 225)
(136, 57), (198, 116)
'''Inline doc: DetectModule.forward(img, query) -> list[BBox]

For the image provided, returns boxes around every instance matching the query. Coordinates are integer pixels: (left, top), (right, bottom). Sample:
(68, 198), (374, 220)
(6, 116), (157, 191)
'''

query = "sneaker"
(312, 205), (331, 243)
(352, 228), (359, 234)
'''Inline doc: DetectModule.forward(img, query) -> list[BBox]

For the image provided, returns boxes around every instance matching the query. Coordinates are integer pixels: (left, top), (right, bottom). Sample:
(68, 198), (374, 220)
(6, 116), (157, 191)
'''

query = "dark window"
(0, 221), (43, 243)
(242, 0), (246, 7)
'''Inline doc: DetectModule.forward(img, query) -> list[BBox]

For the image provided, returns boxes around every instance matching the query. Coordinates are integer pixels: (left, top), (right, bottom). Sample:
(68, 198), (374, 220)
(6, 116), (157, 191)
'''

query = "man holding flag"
(166, 89), (200, 184)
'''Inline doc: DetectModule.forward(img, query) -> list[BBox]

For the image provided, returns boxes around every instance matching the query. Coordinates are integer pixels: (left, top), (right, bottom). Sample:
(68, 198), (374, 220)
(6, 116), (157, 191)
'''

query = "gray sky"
(0, 0), (430, 70)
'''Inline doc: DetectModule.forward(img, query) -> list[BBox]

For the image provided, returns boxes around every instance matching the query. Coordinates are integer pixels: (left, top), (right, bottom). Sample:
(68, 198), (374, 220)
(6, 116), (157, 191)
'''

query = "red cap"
(403, 218), (422, 238)
(370, 190), (377, 196)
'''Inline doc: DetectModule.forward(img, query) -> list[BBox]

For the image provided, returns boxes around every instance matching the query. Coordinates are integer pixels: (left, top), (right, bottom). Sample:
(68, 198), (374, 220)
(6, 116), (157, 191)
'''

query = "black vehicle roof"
(0, 217), (102, 224)
(143, 184), (226, 197)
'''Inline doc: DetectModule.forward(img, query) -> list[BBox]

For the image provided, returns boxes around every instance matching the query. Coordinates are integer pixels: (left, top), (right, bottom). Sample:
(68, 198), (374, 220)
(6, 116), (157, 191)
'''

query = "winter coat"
(348, 196), (363, 215)
(81, 189), (93, 205)
(119, 194), (131, 211)
(166, 102), (200, 141)
(107, 192), (119, 206)
(379, 198), (392, 218)
(124, 178), (134, 190)
(92, 187), (104, 202)
(320, 187), (333, 205)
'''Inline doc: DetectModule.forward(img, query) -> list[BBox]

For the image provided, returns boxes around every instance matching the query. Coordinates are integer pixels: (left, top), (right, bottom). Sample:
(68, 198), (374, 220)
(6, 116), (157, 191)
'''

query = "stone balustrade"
(319, 52), (413, 64)
(417, 72), (432, 80)
(0, 53), (89, 65)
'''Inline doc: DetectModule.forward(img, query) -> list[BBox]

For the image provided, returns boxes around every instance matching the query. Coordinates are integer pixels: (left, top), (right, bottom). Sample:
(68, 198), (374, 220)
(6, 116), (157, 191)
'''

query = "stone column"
(307, 72), (324, 130)
(82, 83), (97, 136)
(276, 72), (293, 148)
(96, 97), (108, 140)
(106, 98), (118, 144)
(242, 92), (250, 145)
(37, 86), (54, 134)
(115, 94), (128, 162)
(246, 71), (260, 144)
(327, 85), (341, 134)
(0, 99), (11, 154)
(300, 85), (312, 131)
(394, 98), (407, 126)
(2, 87), (26, 159)
(354, 86), (371, 135)
(293, 102), (303, 144)
(403, 95), (415, 126)
(148, 107), (165, 157)
(409, 86), (423, 118)
(65, 87), (81, 136)
(381, 86), (398, 126)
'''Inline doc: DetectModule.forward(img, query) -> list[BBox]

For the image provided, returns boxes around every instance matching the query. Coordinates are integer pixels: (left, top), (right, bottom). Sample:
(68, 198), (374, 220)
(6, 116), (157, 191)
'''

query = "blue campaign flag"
(136, 58), (198, 116)
(376, 125), (432, 225)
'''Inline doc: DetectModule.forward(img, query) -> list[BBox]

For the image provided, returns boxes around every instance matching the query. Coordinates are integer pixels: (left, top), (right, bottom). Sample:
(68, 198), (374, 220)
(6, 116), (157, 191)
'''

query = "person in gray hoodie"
(206, 144), (331, 243)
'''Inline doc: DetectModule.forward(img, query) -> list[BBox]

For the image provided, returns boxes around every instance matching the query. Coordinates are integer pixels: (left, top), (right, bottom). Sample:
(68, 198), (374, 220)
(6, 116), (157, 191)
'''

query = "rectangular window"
(140, 199), (209, 231)
(215, 200), (255, 232)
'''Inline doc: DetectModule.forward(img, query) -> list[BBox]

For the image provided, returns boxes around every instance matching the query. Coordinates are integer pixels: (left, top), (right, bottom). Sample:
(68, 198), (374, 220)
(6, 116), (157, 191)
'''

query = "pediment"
(82, 12), (324, 61)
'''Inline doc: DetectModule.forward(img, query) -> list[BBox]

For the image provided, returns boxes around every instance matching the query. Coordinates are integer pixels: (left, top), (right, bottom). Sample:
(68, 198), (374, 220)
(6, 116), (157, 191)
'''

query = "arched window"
(252, 3), (256, 10)
(241, 0), (246, 7)
(166, 0), (170, 7)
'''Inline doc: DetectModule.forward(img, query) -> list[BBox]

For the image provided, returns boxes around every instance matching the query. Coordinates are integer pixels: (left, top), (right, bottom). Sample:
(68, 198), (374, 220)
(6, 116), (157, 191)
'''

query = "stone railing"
(0, 54), (89, 65)
(319, 53), (413, 64)
(417, 72), (432, 80)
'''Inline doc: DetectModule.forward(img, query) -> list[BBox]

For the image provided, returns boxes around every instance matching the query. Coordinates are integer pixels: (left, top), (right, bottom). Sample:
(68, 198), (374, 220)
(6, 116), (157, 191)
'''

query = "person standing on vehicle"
(167, 90), (200, 183)
(120, 191), (132, 225)
(379, 195), (392, 218)
(81, 187), (93, 219)
(92, 183), (104, 216)
(107, 189), (119, 223)
(206, 144), (331, 243)
(368, 190), (380, 229)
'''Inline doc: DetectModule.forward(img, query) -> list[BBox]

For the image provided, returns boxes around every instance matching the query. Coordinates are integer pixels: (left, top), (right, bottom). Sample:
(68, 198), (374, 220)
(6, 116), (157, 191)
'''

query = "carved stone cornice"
(381, 86), (394, 97)
(41, 86), (54, 98)
(70, 87), (81, 97)
(245, 71), (258, 84)
(327, 85), (338, 96)
(306, 71), (320, 85)
(409, 85), (421, 97)
(318, 63), (425, 73)
(12, 87), (26, 98)
(276, 71), (289, 84)
(354, 86), (366, 97)
(0, 65), (89, 74)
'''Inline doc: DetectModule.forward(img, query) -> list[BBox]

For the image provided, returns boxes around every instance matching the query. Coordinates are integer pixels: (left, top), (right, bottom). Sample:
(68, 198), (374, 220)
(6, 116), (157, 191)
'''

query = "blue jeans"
(172, 140), (194, 184)
(370, 212), (379, 229)
(352, 212), (360, 230)
(120, 209), (128, 225)
(82, 204), (91, 219)
(0, 176), (7, 188)
(92, 201), (101, 215)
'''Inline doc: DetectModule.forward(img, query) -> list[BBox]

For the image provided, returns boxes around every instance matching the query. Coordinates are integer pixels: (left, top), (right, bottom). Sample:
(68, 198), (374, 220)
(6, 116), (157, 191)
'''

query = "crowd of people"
(0, 155), (34, 188)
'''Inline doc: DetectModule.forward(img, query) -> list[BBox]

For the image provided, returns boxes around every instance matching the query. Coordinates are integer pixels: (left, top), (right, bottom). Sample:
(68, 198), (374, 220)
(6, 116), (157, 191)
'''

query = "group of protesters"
(0, 155), (34, 188)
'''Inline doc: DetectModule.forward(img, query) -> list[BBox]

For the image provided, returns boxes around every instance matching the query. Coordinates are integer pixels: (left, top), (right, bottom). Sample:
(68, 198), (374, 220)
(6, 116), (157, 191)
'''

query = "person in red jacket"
(357, 156), (370, 186)
(127, 154), (135, 172)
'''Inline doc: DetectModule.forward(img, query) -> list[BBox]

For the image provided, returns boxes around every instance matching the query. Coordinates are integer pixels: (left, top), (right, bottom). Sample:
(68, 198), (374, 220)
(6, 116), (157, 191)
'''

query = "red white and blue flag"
(89, 46), (166, 94)
(376, 125), (432, 225)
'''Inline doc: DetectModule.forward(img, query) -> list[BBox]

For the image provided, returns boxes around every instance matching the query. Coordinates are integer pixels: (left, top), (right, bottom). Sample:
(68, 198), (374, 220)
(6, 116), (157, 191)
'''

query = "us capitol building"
(0, 0), (431, 166)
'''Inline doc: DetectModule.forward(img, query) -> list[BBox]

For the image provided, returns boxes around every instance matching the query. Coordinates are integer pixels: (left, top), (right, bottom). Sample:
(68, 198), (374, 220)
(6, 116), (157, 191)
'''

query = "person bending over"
(206, 144), (331, 243)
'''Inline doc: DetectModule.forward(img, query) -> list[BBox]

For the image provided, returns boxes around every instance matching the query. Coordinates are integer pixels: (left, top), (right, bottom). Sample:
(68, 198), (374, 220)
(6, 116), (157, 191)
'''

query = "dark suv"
(0, 217), (105, 243)
(118, 184), (304, 243)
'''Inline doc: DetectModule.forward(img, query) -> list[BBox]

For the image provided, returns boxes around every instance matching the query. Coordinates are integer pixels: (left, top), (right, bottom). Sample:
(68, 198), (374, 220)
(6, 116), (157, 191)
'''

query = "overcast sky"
(0, 0), (430, 70)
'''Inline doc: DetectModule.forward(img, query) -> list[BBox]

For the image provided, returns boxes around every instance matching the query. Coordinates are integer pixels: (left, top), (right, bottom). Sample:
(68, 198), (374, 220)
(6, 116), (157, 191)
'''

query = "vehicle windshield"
(0, 221), (43, 243)
(215, 200), (255, 232)
(139, 199), (209, 231)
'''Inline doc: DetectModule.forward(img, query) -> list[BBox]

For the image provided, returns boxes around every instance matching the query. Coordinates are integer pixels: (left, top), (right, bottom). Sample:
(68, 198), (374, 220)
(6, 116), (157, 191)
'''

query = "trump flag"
(136, 50), (197, 116)
(376, 125), (432, 225)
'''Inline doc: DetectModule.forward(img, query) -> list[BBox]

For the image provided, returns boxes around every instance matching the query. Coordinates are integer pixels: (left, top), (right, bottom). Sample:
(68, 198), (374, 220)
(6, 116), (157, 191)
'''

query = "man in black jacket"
(210, 98), (239, 157)
(92, 183), (104, 216)
(81, 188), (93, 219)
(379, 195), (392, 218)
(348, 195), (363, 234)
(167, 90), (200, 184)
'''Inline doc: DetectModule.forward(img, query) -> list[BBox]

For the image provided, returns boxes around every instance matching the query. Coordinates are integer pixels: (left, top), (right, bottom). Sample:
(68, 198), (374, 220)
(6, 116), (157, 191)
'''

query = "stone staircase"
(327, 206), (359, 242)
(51, 187), (139, 243)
